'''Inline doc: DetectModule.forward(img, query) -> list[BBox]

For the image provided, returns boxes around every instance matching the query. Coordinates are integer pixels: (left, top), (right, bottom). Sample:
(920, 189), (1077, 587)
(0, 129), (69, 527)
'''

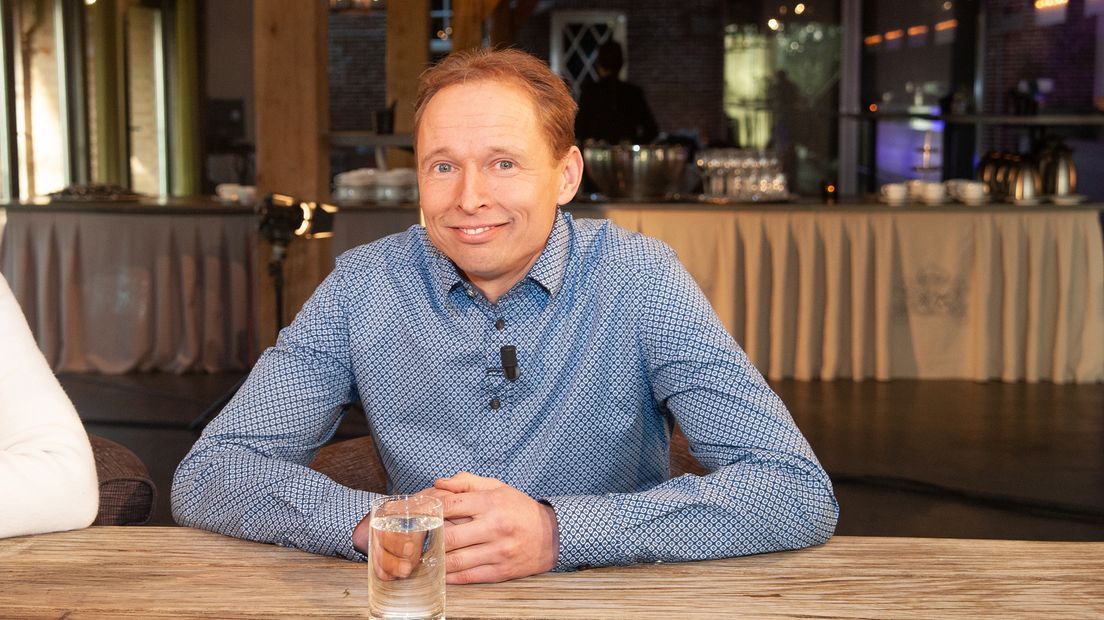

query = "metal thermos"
(976, 151), (1001, 196)
(1046, 146), (1077, 196)
(1010, 158), (1041, 203)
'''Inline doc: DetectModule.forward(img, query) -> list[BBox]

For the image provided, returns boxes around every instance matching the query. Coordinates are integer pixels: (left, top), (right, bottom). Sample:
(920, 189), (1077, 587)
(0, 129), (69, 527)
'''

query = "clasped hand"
(354, 472), (559, 584)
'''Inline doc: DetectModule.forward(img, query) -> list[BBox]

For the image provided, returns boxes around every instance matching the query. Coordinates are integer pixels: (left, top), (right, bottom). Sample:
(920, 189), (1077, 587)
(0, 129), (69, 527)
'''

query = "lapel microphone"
(500, 345), (520, 381)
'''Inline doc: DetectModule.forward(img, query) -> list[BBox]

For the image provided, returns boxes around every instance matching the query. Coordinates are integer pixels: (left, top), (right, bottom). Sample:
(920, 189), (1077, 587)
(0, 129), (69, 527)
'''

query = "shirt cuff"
(286, 483), (376, 561)
(540, 493), (626, 571)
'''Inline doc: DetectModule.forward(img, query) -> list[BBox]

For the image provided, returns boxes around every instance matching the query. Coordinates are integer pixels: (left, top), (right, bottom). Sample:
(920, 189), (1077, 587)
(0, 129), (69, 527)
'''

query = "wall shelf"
(329, 132), (414, 171)
(329, 131), (413, 148)
(847, 112), (1104, 126)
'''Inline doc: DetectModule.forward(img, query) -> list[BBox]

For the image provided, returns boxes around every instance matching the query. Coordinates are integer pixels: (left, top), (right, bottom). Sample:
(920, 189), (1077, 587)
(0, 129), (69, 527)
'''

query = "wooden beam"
(490, 0), (537, 47)
(386, 0), (429, 167)
(253, 0), (331, 350)
(452, 0), (503, 51)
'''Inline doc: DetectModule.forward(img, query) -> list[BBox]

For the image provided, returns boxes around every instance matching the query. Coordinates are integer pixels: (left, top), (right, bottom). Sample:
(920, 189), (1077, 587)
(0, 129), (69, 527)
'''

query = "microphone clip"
(500, 345), (520, 382)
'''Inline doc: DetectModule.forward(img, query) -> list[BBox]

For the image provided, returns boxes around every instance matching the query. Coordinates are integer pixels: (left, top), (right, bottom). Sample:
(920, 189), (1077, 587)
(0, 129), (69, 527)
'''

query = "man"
(575, 40), (659, 145)
(172, 48), (837, 585)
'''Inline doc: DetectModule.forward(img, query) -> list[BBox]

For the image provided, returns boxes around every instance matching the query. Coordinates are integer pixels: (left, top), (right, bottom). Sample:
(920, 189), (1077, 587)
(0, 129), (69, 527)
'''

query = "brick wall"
(981, 0), (1099, 150)
(513, 1), (727, 142)
(328, 11), (388, 132)
(324, 3), (726, 146)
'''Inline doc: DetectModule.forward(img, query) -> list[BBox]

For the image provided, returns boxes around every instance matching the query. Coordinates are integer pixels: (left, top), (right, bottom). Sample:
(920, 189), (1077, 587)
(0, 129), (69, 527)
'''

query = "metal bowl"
(582, 144), (689, 201)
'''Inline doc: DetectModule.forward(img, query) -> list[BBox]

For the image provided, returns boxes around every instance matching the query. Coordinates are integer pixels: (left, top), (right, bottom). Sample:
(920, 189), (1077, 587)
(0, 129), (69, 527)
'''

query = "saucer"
(1050, 194), (1087, 206)
(1011, 197), (1040, 206)
(880, 198), (907, 207)
(921, 196), (948, 205)
(959, 196), (988, 206)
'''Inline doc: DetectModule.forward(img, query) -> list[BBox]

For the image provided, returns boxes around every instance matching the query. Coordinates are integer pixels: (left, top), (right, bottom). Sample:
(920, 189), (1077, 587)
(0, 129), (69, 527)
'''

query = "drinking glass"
(368, 495), (446, 620)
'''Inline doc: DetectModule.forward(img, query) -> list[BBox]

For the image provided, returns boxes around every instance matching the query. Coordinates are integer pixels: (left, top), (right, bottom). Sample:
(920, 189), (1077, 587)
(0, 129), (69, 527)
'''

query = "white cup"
(921, 181), (946, 203)
(956, 181), (986, 203)
(906, 179), (925, 200)
(215, 183), (241, 203)
(236, 185), (257, 206)
(880, 183), (907, 204)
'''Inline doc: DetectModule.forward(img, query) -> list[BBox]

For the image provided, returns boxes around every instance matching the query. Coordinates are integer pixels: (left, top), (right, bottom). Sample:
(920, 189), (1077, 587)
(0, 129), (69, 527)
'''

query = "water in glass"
(369, 509), (445, 620)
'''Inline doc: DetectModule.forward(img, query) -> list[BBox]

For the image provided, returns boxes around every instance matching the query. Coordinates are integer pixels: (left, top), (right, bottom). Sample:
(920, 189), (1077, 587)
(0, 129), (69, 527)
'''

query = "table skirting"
(5, 201), (1099, 382)
(604, 205), (1103, 383)
(333, 203), (1103, 383)
(0, 204), (256, 373)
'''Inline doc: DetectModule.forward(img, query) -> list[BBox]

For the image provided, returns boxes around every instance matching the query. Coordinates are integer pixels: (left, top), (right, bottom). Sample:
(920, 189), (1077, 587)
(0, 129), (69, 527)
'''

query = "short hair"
(596, 40), (624, 75)
(414, 48), (578, 160)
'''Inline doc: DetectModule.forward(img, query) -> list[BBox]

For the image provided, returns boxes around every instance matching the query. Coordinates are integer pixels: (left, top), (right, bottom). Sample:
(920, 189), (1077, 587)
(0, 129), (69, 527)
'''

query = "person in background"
(173, 48), (837, 585)
(767, 69), (800, 186)
(575, 39), (659, 145)
(0, 273), (99, 538)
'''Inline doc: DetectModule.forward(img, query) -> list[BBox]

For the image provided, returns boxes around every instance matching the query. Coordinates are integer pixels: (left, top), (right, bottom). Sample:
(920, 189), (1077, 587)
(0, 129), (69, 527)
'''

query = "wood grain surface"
(0, 527), (1100, 619)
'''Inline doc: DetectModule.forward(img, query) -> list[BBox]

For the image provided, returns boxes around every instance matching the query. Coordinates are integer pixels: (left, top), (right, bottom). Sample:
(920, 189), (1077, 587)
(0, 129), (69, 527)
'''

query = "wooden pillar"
(489, 0), (537, 47)
(386, 0), (429, 167)
(452, 0), (505, 52)
(253, 0), (331, 350)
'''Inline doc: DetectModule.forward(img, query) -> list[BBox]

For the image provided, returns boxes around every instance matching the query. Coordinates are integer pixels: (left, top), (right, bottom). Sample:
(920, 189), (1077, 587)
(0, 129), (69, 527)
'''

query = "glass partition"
(723, 1), (841, 196)
(124, 4), (167, 196)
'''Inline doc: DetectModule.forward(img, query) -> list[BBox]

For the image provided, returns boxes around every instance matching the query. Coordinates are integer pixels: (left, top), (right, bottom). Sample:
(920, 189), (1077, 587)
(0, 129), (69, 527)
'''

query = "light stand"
(189, 193), (338, 431)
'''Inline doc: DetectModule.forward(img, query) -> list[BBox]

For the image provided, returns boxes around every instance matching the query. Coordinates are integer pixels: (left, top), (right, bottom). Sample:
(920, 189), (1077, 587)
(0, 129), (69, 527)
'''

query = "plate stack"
(333, 168), (418, 206)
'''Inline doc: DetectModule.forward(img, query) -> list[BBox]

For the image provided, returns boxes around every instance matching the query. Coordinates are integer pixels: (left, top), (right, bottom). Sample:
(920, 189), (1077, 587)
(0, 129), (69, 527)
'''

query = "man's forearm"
(172, 444), (376, 559)
(543, 454), (838, 571)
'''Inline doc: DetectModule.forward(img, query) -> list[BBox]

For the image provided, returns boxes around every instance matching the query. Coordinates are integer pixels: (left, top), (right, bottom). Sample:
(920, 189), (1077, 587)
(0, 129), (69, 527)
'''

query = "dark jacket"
(575, 78), (659, 144)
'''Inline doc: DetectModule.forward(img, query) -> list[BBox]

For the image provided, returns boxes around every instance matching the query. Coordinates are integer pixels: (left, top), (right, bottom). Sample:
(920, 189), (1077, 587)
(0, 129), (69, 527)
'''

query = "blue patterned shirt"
(172, 210), (838, 570)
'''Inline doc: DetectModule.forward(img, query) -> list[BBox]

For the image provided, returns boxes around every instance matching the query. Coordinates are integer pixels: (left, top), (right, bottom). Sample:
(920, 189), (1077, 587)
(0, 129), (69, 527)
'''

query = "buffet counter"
(336, 201), (1104, 383)
(0, 200), (257, 373)
(2, 198), (1100, 382)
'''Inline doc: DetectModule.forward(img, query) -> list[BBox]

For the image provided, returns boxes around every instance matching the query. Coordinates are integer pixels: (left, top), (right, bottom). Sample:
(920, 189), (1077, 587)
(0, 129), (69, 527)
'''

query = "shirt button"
(494, 318), (505, 330)
(489, 398), (501, 410)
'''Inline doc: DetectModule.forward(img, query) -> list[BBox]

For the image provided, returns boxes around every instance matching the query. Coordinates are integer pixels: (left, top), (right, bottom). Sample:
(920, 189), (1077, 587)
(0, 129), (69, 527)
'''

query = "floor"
(66, 372), (1104, 541)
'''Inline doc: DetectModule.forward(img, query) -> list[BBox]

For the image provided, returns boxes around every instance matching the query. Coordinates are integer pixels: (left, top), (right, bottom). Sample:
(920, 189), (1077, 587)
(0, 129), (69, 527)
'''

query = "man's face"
(416, 79), (582, 302)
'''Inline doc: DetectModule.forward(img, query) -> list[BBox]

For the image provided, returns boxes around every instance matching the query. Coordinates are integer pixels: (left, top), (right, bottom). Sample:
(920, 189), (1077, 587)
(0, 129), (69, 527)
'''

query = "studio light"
(256, 193), (338, 248)
(190, 193), (339, 430)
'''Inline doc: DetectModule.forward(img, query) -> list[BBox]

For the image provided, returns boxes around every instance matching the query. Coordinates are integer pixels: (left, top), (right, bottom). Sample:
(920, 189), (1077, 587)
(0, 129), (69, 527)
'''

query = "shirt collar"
(419, 209), (574, 306)
(524, 209), (571, 298)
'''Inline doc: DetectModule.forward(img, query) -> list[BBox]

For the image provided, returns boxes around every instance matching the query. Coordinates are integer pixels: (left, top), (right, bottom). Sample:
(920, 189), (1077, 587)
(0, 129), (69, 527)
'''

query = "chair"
(309, 426), (707, 493)
(310, 434), (389, 493)
(88, 435), (157, 526)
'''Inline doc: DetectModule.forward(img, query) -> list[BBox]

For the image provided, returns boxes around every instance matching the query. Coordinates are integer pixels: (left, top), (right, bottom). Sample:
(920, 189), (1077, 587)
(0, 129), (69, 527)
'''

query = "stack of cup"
(879, 183), (907, 206)
(946, 179), (987, 205)
(918, 181), (946, 205)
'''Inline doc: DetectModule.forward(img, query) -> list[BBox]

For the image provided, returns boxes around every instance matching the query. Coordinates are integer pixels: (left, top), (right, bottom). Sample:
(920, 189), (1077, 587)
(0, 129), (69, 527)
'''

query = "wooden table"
(1, 527), (1100, 619)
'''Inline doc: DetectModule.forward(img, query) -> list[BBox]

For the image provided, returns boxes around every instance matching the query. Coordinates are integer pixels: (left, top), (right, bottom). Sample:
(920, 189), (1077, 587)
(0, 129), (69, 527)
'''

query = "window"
(550, 11), (626, 100)
(123, 4), (168, 196)
(430, 0), (452, 59)
(0, 0), (178, 200)
(10, 0), (68, 199)
(724, 3), (841, 195)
